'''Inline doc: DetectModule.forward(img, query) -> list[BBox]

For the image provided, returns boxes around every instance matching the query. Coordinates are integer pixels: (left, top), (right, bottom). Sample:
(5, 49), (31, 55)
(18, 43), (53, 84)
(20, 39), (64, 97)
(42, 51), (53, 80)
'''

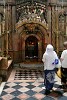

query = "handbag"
(55, 59), (61, 78)
(56, 68), (61, 78)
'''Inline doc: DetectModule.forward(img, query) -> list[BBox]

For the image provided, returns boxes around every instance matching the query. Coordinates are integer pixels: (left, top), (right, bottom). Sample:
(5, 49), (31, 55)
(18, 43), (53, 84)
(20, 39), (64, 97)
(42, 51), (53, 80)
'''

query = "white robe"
(42, 44), (58, 70)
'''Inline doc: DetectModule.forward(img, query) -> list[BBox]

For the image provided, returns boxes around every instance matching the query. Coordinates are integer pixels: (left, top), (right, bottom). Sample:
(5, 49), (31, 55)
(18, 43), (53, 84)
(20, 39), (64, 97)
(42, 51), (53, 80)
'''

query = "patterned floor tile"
(32, 86), (43, 92)
(17, 93), (30, 100)
(33, 93), (45, 99)
(1, 91), (8, 96)
(10, 90), (22, 96)
(25, 90), (36, 96)
(12, 97), (20, 100)
(4, 88), (15, 94)
(1, 94), (15, 100)
(32, 82), (42, 86)
(41, 96), (55, 100)
(0, 67), (67, 100)
(26, 84), (36, 89)
(14, 69), (43, 81)
(0, 81), (67, 100)
(25, 97), (38, 100)
(19, 82), (30, 86)
(6, 82), (18, 87)
(12, 84), (22, 89)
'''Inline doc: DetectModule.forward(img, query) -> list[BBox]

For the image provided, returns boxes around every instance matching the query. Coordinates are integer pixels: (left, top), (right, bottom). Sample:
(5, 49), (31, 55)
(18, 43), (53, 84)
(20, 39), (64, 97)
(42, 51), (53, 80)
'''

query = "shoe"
(61, 85), (66, 89)
(59, 85), (64, 89)
(45, 90), (51, 95)
(62, 85), (67, 90)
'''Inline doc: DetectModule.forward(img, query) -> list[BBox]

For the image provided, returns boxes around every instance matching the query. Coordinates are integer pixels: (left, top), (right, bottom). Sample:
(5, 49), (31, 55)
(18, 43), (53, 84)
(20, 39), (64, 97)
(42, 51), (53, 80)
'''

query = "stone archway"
(21, 34), (42, 62)
(15, 21), (50, 63)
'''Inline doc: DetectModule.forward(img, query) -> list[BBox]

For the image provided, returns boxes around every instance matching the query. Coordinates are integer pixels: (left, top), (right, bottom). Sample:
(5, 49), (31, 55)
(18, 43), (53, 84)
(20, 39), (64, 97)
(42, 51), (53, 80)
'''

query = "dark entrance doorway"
(25, 36), (38, 60)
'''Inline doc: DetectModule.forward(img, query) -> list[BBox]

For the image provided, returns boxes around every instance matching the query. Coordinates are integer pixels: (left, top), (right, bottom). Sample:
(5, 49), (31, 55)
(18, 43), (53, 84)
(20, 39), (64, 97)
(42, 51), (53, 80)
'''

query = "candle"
(62, 0), (63, 8)
(3, 0), (5, 14)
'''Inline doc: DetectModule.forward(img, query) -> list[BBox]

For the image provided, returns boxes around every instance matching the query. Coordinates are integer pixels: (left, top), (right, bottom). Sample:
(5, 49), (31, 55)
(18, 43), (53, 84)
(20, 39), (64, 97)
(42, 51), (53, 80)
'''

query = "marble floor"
(0, 64), (67, 100)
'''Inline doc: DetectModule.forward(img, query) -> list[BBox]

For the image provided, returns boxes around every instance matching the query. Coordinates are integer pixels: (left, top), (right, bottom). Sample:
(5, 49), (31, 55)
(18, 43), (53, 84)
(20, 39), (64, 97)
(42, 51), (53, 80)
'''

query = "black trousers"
(61, 67), (67, 84)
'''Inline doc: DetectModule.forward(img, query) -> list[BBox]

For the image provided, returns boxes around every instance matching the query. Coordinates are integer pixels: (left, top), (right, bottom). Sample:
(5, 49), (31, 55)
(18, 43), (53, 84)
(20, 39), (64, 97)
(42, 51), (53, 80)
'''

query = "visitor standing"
(60, 41), (67, 89)
(42, 44), (59, 95)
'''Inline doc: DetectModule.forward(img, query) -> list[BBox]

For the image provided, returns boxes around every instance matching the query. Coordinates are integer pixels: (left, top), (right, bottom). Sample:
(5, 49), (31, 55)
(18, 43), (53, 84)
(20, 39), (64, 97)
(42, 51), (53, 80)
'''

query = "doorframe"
(21, 34), (42, 62)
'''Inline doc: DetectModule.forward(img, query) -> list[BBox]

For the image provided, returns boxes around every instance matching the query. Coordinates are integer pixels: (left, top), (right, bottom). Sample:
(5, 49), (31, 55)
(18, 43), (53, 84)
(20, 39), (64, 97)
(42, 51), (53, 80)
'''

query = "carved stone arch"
(21, 33), (43, 62)
(15, 21), (50, 62)
(24, 34), (41, 41)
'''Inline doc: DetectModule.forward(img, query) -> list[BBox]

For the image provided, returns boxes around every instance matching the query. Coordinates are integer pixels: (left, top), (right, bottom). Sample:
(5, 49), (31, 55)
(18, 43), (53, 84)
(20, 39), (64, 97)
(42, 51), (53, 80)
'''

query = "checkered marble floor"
(0, 67), (67, 100)
(14, 69), (43, 80)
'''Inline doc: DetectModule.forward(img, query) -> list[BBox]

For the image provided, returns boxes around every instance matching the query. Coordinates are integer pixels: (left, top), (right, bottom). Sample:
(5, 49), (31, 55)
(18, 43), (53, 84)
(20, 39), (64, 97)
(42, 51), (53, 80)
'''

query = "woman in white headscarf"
(42, 44), (59, 95)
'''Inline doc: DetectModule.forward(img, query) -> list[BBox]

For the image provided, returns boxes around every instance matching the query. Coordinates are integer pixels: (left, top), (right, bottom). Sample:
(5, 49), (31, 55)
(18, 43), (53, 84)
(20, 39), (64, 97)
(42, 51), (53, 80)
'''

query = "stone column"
(12, 6), (16, 32)
(66, 12), (67, 35)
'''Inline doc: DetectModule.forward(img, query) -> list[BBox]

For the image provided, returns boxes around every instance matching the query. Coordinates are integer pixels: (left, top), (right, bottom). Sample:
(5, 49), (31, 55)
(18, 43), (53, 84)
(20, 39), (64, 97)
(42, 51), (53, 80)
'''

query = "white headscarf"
(46, 44), (54, 53)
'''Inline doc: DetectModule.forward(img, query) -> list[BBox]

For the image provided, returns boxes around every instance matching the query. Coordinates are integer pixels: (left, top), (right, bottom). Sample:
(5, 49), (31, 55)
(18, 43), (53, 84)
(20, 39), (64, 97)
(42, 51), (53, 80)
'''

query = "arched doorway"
(16, 21), (50, 63)
(25, 36), (38, 61)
